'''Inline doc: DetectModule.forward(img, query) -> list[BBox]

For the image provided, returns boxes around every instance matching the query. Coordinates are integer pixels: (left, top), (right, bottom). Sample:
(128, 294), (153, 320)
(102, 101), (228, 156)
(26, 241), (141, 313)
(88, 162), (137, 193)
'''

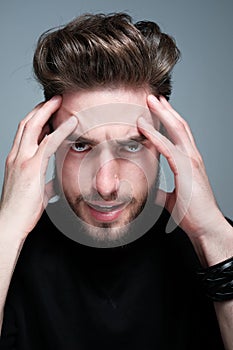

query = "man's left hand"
(137, 95), (229, 258)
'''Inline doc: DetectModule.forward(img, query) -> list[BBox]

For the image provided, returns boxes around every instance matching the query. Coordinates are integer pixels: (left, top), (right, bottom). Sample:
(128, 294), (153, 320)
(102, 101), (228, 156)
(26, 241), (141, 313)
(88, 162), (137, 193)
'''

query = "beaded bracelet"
(197, 256), (233, 302)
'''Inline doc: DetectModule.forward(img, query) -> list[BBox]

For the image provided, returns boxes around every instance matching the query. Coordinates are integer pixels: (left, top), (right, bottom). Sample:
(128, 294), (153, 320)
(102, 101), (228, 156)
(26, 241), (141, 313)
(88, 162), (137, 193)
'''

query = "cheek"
(55, 147), (159, 195)
(120, 161), (156, 195)
(121, 149), (159, 188)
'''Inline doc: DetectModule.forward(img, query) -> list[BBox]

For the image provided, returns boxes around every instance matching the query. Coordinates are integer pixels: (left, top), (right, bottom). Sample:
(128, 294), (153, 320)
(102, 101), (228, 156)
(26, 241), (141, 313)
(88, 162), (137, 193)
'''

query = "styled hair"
(33, 13), (180, 100)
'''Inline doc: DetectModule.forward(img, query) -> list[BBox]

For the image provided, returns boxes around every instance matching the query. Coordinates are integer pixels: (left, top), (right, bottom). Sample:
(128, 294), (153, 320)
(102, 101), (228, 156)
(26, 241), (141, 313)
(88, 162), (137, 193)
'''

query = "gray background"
(1, 0), (232, 219)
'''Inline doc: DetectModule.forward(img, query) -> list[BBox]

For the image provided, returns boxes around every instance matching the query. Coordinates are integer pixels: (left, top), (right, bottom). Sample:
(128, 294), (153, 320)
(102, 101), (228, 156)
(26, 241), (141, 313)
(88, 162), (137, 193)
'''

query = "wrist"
(0, 211), (28, 242)
(190, 215), (233, 268)
(197, 255), (233, 302)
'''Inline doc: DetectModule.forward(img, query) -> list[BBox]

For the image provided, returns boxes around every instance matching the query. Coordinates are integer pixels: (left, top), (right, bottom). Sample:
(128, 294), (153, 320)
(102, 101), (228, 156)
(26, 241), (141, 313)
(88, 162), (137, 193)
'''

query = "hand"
(0, 96), (77, 238)
(137, 95), (224, 240)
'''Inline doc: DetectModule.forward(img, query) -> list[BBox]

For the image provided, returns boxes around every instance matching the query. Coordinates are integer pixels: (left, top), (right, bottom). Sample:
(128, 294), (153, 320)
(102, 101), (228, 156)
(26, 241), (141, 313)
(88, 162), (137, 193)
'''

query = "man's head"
(33, 13), (180, 245)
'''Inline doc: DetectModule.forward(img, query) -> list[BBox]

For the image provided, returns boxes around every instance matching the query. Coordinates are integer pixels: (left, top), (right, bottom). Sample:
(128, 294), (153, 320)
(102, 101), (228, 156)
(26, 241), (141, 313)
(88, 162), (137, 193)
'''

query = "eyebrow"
(116, 134), (147, 145)
(67, 134), (147, 145)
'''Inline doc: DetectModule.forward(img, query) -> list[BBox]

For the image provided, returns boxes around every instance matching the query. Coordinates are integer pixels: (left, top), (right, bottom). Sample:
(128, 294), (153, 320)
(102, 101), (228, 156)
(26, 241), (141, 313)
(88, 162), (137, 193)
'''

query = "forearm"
(190, 213), (233, 267)
(214, 301), (233, 350)
(0, 216), (25, 334)
(192, 215), (233, 350)
(142, 94), (233, 348)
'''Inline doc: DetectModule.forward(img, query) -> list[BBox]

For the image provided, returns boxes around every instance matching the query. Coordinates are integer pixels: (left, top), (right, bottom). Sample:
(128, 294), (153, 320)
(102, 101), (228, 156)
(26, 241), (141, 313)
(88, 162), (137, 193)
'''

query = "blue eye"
(124, 142), (143, 153)
(71, 142), (90, 152)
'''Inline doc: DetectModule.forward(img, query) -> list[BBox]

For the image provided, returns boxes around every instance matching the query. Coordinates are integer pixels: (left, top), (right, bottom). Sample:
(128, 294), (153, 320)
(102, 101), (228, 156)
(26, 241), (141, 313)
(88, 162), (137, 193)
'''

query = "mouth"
(85, 201), (130, 222)
(87, 202), (126, 212)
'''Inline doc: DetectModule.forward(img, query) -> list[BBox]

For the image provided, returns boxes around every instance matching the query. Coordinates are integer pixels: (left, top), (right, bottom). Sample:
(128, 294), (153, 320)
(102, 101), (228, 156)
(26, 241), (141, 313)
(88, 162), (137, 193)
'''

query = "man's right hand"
(0, 95), (77, 239)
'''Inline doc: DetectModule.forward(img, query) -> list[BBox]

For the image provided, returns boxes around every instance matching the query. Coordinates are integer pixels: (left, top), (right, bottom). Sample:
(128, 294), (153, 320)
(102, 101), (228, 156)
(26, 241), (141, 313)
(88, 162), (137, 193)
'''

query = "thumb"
(155, 188), (181, 234)
(155, 188), (176, 214)
(45, 179), (57, 203)
(155, 188), (168, 208)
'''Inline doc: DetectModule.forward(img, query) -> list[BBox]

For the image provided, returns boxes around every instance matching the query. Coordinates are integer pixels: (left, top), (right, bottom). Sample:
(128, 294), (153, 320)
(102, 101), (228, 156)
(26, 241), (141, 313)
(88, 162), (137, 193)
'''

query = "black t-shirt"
(0, 205), (225, 349)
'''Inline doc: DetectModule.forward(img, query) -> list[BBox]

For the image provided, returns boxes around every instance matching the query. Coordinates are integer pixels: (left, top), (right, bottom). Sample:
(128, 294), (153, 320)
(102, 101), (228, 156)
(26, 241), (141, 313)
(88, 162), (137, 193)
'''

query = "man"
(0, 13), (233, 349)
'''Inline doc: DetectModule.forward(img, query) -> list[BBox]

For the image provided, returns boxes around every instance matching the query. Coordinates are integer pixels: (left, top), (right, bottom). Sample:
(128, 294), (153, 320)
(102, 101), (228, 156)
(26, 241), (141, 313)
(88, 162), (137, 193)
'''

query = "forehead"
(53, 88), (154, 139)
(61, 88), (149, 111)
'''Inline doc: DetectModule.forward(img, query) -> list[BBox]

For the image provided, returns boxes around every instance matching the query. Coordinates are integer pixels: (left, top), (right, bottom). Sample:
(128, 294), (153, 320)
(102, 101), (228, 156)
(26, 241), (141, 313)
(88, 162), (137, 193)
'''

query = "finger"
(159, 96), (196, 147)
(38, 123), (52, 144)
(9, 102), (44, 162)
(45, 179), (56, 201)
(37, 116), (78, 174)
(147, 95), (192, 148)
(159, 96), (203, 162)
(137, 117), (178, 175)
(17, 96), (62, 157)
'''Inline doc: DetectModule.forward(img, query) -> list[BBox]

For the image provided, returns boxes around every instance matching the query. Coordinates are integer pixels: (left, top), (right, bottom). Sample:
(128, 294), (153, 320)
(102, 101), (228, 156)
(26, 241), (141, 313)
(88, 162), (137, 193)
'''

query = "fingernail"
(51, 95), (61, 102)
(138, 116), (147, 124)
(149, 95), (161, 104)
(67, 116), (78, 126)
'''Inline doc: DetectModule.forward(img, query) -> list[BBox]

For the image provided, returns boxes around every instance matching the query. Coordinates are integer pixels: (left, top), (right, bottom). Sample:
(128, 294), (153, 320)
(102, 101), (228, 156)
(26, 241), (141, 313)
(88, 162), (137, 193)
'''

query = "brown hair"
(33, 13), (180, 100)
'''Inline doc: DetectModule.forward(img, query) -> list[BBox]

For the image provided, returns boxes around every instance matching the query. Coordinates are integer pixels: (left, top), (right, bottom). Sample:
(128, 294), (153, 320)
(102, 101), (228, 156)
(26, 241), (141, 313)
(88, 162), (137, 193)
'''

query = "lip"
(86, 202), (128, 222)
(87, 202), (125, 212)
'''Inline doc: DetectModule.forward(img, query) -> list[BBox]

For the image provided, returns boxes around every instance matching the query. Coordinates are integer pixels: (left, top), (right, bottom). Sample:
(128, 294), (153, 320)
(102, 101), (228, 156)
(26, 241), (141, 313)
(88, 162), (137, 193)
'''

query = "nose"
(93, 156), (120, 200)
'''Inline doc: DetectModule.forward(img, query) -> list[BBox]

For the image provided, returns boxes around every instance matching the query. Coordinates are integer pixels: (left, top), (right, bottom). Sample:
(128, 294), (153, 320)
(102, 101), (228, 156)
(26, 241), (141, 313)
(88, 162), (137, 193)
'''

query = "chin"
(78, 221), (131, 244)
(66, 197), (147, 245)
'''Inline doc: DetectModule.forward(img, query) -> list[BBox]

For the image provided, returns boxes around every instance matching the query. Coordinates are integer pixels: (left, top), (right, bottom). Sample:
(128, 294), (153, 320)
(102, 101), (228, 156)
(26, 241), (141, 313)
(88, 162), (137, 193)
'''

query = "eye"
(71, 142), (91, 152)
(123, 141), (143, 153)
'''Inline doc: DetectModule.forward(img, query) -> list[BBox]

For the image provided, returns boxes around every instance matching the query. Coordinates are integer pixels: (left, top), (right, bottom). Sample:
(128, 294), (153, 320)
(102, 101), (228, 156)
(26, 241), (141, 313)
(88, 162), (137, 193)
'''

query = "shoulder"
(12, 204), (74, 281)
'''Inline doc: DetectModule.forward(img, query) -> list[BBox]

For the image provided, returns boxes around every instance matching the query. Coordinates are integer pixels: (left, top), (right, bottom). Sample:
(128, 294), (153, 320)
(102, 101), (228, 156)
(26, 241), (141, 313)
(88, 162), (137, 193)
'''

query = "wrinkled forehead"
(54, 102), (156, 137)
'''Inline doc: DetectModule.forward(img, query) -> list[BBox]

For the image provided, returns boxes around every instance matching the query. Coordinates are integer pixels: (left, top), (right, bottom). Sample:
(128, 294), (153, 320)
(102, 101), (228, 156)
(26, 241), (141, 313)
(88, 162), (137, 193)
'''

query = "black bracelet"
(197, 256), (233, 302)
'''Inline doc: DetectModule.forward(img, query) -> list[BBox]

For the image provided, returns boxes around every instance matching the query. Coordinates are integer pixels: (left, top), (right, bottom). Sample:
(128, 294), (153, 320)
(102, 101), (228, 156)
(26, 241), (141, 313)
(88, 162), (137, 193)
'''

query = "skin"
(52, 88), (159, 241)
(0, 87), (233, 348)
